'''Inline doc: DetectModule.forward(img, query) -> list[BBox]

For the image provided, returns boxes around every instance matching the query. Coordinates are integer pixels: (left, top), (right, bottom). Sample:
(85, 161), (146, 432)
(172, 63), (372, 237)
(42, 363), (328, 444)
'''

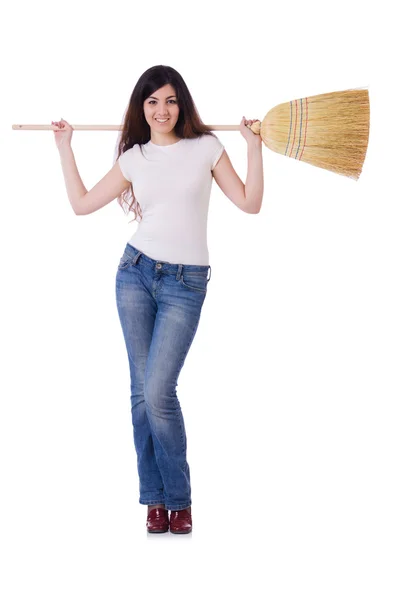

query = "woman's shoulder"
(194, 132), (223, 147)
(187, 133), (224, 169)
(120, 144), (137, 155)
(196, 132), (224, 151)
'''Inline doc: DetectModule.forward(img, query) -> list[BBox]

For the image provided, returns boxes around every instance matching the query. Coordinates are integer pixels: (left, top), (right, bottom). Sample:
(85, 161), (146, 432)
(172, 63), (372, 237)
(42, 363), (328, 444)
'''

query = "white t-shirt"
(117, 134), (224, 265)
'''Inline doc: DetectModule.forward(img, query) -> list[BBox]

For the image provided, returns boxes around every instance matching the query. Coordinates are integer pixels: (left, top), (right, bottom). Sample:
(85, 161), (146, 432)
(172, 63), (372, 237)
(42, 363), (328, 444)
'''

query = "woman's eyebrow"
(148, 95), (177, 100)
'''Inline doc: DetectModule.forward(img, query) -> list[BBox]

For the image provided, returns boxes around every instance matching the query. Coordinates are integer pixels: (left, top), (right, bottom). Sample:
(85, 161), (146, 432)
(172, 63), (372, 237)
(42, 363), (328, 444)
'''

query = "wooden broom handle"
(12, 124), (244, 131)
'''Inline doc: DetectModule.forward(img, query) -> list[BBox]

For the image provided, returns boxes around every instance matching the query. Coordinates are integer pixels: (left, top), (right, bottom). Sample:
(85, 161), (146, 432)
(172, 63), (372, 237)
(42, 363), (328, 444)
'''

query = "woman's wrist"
(58, 143), (73, 157)
(247, 138), (262, 151)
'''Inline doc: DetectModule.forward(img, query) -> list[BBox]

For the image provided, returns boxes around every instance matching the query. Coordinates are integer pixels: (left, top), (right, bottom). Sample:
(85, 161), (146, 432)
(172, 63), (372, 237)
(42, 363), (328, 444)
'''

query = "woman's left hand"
(239, 117), (262, 147)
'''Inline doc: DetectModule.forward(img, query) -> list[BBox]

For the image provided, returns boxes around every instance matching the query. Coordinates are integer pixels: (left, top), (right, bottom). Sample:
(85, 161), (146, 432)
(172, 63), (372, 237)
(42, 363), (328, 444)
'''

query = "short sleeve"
(208, 134), (225, 170)
(117, 148), (134, 182)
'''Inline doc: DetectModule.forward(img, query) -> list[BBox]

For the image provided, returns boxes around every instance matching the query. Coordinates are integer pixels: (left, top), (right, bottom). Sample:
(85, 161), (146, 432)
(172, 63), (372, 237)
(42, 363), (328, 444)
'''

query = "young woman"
(52, 65), (263, 534)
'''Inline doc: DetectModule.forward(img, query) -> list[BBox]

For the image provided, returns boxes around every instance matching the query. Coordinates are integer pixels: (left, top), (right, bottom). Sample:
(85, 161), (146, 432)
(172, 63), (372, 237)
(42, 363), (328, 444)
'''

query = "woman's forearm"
(245, 142), (264, 213)
(58, 145), (87, 214)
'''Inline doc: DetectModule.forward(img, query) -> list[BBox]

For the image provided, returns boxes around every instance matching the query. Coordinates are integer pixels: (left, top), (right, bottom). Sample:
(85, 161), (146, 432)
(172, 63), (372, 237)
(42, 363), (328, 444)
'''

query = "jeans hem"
(139, 500), (192, 511)
(165, 503), (192, 511)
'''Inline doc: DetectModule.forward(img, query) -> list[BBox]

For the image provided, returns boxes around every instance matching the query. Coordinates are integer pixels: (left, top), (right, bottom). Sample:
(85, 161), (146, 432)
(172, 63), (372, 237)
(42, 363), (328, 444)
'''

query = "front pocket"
(180, 272), (208, 293)
(118, 253), (135, 270)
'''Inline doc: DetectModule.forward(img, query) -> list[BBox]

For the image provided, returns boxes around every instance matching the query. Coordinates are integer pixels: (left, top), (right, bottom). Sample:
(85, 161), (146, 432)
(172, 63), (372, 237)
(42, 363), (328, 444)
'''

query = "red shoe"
(146, 507), (169, 533)
(169, 508), (192, 534)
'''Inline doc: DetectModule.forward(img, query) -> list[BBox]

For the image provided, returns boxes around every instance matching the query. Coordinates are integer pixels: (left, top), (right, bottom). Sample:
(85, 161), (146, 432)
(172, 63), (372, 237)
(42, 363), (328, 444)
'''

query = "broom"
(251, 88), (370, 180)
(12, 88), (370, 180)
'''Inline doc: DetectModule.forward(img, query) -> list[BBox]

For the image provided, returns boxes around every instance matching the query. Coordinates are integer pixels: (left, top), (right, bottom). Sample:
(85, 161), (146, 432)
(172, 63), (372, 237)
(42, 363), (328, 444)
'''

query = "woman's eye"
(148, 100), (177, 104)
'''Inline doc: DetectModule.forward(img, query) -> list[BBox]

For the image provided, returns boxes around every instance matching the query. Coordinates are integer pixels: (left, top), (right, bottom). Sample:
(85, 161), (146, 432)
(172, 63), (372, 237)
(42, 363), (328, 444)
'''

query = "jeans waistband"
(124, 243), (212, 282)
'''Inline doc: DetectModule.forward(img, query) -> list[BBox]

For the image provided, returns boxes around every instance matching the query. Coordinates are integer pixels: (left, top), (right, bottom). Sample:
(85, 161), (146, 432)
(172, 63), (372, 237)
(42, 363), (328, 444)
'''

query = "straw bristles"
(255, 89), (369, 179)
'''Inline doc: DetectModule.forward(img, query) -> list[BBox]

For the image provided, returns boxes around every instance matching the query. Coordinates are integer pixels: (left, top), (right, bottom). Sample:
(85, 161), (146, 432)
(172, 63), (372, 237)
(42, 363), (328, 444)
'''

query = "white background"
(1, 1), (396, 598)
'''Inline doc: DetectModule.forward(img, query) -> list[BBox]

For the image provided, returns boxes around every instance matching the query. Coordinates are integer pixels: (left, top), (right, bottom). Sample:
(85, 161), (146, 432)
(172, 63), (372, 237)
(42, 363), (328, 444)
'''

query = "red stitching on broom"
(289, 99), (298, 157)
(298, 97), (308, 161)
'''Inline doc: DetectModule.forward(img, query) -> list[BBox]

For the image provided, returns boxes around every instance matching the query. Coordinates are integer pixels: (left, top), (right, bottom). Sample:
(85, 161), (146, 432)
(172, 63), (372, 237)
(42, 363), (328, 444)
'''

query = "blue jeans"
(115, 243), (211, 511)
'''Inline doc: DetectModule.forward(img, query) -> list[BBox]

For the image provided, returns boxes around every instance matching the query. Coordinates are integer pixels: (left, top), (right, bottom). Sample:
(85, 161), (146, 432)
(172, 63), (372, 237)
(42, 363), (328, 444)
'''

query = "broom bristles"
(260, 89), (370, 179)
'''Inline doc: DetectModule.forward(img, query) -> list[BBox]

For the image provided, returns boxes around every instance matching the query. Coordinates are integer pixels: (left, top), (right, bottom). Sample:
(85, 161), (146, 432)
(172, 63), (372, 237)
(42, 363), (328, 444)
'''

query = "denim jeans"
(115, 243), (211, 511)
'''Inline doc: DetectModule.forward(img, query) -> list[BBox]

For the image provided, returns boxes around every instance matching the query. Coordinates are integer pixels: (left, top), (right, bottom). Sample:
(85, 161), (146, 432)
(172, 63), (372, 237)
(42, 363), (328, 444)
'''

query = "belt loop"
(176, 264), (183, 281)
(207, 265), (212, 282)
(132, 251), (142, 265)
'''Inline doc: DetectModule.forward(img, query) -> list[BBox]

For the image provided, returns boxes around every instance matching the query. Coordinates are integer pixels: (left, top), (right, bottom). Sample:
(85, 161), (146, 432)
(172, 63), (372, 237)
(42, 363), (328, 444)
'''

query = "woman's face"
(143, 84), (180, 135)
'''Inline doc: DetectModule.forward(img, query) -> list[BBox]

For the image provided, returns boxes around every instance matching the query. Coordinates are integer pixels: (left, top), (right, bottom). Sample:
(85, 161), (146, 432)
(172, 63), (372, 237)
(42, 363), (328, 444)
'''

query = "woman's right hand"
(51, 118), (73, 150)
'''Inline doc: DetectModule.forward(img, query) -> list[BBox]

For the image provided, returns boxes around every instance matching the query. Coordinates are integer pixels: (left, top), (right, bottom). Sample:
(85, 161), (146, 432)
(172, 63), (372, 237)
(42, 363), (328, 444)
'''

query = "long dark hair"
(114, 65), (216, 222)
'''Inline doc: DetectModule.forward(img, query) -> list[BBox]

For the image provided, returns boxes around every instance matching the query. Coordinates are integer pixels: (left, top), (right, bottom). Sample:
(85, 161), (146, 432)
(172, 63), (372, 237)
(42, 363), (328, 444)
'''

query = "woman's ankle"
(148, 503), (165, 510)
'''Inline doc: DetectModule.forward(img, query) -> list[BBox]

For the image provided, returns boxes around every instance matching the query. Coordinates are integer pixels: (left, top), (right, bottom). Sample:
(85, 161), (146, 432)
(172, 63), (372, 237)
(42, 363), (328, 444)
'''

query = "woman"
(52, 64), (263, 534)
